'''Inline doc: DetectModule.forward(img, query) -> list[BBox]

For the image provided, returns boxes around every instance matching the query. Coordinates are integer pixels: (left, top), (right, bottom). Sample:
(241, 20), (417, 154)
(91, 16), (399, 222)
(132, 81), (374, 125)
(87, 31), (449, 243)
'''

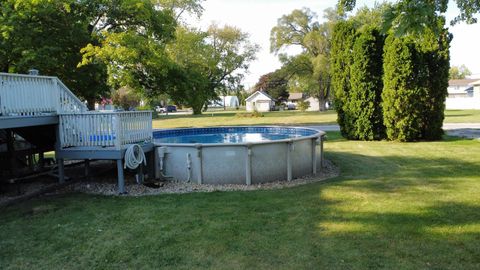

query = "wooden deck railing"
(0, 73), (87, 115)
(59, 111), (153, 149)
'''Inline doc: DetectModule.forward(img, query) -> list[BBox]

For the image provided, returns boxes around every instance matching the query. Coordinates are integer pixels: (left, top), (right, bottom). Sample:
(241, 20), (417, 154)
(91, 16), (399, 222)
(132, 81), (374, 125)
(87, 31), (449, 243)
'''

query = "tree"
(449, 64), (472, 79)
(270, 8), (333, 111)
(253, 70), (289, 104)
(382, 27), (450, 141)
(346, 27), (385, 140)
(330, 21), (357, 137)
(205, 24), (258, 107)
(111, 87), (141, 110)
(0, 0), (110, 108)
(338, 0), (480, 35)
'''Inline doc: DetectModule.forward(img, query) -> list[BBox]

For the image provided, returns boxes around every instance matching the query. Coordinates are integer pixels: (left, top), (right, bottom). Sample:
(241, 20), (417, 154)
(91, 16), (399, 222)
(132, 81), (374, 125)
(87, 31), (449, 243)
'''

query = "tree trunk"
(193, 105), (203, 115)
(86, 98), (96, 111)
(317, 86), (327, 112)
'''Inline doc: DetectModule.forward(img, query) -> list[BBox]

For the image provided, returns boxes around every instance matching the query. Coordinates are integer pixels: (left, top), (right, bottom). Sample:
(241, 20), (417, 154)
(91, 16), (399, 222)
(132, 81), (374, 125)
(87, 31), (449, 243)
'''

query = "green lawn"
(152, 109), (479, 129)
(1, 133), (479, 269)
(153, 110), (338, 129)
(444, 110), (480, 123)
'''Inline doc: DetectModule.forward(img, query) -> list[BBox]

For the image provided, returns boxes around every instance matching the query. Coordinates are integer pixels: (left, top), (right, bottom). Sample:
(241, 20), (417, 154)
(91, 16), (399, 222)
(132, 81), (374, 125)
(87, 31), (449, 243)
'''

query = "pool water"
(154, 127), (318, 144)
(156, 132), (302, 144)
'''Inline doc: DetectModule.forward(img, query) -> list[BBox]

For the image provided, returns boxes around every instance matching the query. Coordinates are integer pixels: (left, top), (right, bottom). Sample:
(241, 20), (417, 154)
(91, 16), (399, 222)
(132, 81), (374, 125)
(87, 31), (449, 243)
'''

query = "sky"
(186, 0), (480, 87)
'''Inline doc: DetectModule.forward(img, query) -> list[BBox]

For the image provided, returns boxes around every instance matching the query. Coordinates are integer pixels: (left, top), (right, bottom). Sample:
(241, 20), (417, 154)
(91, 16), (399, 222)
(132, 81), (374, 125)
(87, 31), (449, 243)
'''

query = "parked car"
(156, 105), (177, 113)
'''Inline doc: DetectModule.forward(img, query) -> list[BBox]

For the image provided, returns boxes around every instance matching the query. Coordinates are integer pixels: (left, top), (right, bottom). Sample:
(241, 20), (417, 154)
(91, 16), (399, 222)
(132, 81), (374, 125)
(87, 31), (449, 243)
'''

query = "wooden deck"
(0, 72), (154, 194)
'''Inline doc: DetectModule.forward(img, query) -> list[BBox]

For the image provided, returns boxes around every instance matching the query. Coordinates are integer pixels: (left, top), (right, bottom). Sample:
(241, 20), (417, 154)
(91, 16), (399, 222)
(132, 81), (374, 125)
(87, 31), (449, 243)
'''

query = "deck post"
(84, 159), (90, 177)
(6, 130), (16, 176)
(58, 158), (65, 183)
(117, 159), (126, 194)
(39, 152), (45, 169)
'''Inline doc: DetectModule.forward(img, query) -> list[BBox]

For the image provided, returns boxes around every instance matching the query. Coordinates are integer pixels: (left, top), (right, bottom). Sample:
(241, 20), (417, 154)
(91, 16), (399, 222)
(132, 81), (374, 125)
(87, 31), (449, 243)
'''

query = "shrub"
(297, 100), (310, 112)
(330, 21), (357, 138)
(346, 27), (385, 140)
(382, 30), (450, 141)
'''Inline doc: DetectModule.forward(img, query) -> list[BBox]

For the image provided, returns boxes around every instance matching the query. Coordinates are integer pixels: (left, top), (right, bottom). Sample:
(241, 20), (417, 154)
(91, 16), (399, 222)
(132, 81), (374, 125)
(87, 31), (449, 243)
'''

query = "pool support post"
(286, 140), (293, 181)
(245, 143), (252, 185)
(195, 144), (203, 184)
(312, 138), (318, 175)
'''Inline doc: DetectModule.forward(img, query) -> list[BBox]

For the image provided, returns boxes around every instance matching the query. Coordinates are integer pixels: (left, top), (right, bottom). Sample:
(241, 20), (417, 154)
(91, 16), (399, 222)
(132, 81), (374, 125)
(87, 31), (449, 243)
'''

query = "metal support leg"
(196, 144), (203, 184)
(245, 144), (252, 185)
(287, 141), (293, 182)
(117, 159), (126, 194)
(58, 158), (65, 184)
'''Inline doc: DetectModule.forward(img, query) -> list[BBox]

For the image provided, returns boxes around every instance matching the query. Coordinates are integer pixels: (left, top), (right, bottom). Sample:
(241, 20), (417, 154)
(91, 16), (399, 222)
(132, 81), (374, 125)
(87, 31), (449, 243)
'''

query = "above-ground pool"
(153, 126), (325, 185)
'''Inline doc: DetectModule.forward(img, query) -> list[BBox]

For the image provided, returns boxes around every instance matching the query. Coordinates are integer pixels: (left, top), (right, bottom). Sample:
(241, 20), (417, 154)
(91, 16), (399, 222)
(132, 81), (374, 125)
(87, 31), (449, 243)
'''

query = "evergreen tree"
(347, 27), (385, 140)
(382, 28), (450, 141)
(330, 21), (356, 138)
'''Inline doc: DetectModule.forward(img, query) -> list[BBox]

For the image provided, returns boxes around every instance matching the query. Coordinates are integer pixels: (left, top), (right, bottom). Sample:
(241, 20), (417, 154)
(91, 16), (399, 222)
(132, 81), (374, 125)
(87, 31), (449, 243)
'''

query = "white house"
(446, 79), (480, 109)
(305, 96), (320, 111)
(447, 79), (477, 98)
(245, 91), (275, 112)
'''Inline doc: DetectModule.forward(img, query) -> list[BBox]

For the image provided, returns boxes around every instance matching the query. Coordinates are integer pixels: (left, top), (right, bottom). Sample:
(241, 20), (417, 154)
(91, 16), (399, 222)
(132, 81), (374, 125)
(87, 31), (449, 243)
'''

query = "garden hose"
(124, 144), (146, 170)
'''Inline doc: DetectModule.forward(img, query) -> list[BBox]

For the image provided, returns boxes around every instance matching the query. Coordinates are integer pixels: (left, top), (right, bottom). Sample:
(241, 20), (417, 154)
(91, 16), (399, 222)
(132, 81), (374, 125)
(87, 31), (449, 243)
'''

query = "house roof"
(245, 91), (274, 102)
(449, 79), (478, 86)
(470, 80), (480, 86)
(288, 92), (303, 100)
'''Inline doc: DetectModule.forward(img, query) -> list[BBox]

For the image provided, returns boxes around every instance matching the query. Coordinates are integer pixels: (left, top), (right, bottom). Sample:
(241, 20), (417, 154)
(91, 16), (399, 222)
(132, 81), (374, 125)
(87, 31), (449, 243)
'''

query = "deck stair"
(0, 72), (153, 193)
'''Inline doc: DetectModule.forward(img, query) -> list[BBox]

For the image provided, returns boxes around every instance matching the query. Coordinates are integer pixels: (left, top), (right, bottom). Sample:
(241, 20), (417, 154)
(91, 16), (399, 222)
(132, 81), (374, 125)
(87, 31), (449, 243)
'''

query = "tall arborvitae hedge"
(382, 30), (450, 141)
(419, 30), (450, 140)
(346, 27), (385, 140)
(330, 21), (357, 138)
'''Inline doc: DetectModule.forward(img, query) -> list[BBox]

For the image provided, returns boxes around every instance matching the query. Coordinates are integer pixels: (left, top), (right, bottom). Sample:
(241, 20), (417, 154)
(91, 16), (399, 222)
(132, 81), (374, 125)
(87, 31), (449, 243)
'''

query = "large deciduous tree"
(449, 64), (472, 79)
(0, 0), (110, 108)
(270, 8), (333, 111)
(338, 0), (480, 35)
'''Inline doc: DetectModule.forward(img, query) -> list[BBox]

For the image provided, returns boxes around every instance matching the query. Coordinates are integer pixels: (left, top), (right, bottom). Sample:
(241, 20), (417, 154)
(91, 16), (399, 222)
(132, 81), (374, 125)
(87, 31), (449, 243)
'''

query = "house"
(446, 79), (480, 109)
(245, 91), (275, 112)
(447, 79), (477, 98)
(305, 96), (320, 111)
(304, 97), (332, 111)
(287, 93), (304, 104)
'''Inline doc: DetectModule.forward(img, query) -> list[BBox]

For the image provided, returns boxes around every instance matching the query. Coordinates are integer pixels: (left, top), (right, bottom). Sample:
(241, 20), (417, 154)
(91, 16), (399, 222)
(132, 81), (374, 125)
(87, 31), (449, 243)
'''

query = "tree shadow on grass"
(325, 150), (480, 194)
(309, 199), (480, 269)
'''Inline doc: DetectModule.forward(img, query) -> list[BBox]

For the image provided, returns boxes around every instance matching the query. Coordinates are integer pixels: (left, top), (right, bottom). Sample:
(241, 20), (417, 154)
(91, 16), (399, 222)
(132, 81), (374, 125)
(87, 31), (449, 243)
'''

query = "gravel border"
(66, 159), (339, 196)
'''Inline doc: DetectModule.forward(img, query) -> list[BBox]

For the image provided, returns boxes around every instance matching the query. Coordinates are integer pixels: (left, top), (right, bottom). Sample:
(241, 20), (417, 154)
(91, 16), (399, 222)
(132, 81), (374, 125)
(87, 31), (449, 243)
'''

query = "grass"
(1, 132), (480, 269)
(151, 109), (479, 129)
(444, 110), (480, 123)
(152, 110), (338, 129)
